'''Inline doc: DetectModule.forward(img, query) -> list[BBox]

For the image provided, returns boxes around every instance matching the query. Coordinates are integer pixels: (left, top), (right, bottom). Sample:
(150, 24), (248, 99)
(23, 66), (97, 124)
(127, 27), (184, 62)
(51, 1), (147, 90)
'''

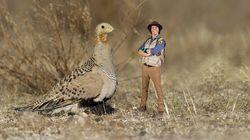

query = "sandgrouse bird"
(16, 23), (117, 115)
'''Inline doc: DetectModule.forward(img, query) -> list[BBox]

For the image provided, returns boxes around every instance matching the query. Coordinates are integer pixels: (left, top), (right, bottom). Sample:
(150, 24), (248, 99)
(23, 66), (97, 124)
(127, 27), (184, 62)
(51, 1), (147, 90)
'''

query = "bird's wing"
(19, 57), (104, 112)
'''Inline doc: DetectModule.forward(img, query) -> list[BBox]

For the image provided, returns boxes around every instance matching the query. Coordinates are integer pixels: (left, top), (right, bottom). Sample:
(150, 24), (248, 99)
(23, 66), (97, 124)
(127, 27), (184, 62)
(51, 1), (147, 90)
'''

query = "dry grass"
(0, 0), (92, 93)
(0, 0), (250, 139)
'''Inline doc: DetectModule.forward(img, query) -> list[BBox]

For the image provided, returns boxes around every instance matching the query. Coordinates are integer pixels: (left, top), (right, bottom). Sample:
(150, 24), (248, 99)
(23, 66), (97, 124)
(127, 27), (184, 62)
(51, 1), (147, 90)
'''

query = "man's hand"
(146, 49), (151, 55)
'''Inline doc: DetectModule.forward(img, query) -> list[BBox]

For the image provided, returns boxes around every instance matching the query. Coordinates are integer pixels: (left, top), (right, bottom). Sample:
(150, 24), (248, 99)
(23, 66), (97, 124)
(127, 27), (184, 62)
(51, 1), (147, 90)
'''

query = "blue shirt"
(138, 35), (166, 55)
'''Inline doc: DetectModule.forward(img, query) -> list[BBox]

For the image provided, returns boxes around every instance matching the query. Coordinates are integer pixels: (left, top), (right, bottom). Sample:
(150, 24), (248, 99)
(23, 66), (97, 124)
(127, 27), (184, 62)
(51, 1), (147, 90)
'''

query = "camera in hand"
(141, 48), (148, 53)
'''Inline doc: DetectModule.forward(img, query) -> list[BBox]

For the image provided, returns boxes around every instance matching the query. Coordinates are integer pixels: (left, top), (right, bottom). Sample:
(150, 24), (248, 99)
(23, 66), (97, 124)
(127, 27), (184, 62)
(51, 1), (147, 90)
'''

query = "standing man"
(137, 21), (166, 114)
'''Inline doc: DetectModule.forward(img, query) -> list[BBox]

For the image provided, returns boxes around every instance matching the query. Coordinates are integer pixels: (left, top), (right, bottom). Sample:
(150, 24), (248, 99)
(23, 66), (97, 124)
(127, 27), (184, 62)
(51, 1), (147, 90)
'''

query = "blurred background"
(1, 0), (250, 89)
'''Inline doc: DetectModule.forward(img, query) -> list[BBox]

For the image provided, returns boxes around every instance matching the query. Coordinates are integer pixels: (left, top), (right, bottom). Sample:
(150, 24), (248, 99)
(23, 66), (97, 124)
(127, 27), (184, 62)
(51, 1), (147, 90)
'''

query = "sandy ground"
(0, 78), (249, 140)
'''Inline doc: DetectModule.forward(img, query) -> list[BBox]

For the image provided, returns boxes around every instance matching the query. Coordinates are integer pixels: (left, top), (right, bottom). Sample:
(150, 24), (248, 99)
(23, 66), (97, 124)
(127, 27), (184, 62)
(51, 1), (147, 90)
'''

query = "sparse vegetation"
(0, 0), (92, 93)
(0, 0), (249, 139)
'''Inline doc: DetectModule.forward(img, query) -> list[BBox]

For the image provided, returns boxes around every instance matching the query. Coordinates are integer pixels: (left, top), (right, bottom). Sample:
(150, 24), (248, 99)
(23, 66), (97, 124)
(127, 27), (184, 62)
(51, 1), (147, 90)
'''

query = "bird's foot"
(85, 101), (115, 116)
(78, 99), (116, 116)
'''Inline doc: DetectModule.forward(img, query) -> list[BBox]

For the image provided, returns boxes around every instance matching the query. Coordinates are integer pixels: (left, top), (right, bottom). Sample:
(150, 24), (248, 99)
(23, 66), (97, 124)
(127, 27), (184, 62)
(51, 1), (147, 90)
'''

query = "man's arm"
(150, 39), (166, 55)
(138, 41), (151, 57)
(138, 50), (151, 57)
(138, 42), (145, 51)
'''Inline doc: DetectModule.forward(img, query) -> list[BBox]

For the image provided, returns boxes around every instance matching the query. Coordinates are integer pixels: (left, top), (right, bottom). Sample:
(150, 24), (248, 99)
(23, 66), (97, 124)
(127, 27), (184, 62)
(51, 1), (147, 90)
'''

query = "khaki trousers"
(140, 64), (165, 112)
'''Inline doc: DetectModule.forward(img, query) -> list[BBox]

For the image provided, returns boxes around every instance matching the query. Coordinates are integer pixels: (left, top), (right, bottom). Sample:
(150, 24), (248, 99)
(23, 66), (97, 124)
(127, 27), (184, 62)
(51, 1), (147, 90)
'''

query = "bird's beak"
(109, 27), (114, 33)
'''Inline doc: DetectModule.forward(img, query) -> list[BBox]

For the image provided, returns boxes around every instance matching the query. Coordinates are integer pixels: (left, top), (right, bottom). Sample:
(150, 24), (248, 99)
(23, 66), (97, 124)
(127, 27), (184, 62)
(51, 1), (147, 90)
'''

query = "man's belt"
(143, 63), (154, 67)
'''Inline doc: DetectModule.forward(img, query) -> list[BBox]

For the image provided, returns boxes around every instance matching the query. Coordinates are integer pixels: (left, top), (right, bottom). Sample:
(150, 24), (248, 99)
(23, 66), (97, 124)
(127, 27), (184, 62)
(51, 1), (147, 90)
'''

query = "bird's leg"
(94, 106), (98, 115)
(102, 100), (107, 114)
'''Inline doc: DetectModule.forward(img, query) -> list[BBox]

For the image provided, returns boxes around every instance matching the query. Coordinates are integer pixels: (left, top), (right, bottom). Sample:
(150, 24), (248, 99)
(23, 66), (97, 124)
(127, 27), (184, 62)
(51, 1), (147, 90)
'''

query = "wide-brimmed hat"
(147, 21), (163, 32)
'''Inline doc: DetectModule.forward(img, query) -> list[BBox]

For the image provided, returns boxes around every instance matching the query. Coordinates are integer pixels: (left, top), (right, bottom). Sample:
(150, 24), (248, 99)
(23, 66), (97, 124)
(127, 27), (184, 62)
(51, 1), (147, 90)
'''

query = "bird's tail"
(14, 94), (49, 112)
(14, 105), (34, 112)
(14, 100), (47, 112)
(32, 99), (78, 111)
(15, 98), (81, 114)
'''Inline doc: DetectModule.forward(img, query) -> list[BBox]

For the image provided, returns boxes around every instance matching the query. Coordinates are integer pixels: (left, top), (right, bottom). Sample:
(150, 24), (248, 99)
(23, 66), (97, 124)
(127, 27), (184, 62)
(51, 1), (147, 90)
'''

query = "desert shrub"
(0, 0), (91, 93)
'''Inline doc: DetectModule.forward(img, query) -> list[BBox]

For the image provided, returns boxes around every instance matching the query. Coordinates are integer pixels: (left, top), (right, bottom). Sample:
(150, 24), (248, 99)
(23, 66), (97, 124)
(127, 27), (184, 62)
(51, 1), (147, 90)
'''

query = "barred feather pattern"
(15, 56), (98, 112)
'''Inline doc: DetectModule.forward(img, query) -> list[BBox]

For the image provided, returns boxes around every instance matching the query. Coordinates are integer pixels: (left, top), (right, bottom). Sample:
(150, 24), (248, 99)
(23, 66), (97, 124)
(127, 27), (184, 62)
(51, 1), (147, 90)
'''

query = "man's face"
(151, 25), (159, 36)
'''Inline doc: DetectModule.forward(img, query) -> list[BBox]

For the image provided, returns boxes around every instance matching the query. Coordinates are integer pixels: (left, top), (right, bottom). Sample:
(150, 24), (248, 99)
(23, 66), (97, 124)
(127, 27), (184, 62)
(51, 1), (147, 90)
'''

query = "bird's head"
(95, 23), (114, 43)
(96, 23), (114, 35)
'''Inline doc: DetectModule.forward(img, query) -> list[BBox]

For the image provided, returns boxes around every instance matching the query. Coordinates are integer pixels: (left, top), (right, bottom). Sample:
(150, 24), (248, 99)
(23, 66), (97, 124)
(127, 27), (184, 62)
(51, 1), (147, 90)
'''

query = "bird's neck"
(94, 41), (112, 65)
(94, 44), (115, 75)
(96, 33), (108, 44)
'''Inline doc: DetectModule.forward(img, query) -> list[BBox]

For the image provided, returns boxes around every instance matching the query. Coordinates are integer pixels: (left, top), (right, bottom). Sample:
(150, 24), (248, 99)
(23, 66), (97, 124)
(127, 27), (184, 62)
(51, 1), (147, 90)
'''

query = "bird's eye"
(101, 25), (105, 29)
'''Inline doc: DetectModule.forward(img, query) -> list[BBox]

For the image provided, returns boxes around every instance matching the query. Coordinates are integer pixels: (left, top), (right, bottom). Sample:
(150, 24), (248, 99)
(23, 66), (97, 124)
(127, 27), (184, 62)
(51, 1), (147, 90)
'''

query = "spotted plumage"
(15, 23), (117, 115)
